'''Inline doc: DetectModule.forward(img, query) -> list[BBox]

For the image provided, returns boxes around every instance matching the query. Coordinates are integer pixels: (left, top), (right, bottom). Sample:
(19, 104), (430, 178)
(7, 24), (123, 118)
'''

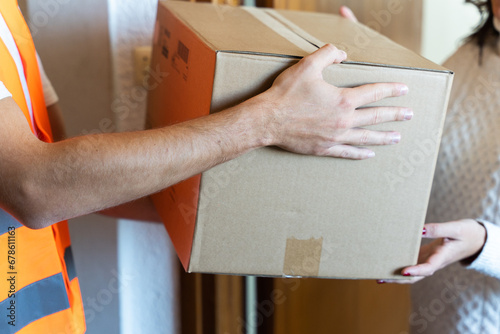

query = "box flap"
(160, 1), (313, 57)
(160, 1), (450, 72)
(272, 9), (449, 72)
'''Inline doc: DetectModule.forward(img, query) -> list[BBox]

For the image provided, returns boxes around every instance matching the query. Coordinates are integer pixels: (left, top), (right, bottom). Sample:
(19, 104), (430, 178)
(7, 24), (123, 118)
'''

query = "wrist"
(461, 219), (487, 265)
(241, 90), (280, 148)
(465, 220), (500, 278)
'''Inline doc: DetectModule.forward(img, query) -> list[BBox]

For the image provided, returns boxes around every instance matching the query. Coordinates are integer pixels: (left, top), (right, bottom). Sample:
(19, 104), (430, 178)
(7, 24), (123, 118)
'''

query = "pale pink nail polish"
(404, 110), (413, 121)
(392, 133), (401, 144)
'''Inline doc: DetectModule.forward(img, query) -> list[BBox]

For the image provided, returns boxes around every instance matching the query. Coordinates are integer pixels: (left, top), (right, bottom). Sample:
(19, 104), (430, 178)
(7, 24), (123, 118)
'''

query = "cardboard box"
(147, 1), (453, 279)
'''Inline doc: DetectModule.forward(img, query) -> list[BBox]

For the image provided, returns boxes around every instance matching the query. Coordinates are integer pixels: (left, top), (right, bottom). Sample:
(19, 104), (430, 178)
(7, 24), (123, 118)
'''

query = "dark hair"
(466, 0), (499, 61)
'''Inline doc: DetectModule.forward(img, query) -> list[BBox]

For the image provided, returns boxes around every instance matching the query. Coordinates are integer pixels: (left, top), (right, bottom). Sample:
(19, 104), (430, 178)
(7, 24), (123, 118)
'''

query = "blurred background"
(18, 0), (480, 333)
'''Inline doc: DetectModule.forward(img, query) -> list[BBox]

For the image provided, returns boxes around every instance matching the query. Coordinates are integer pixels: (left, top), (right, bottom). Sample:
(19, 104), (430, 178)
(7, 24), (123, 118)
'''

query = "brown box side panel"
(147, 4), (217, 270)
(191, 53), (453, 279)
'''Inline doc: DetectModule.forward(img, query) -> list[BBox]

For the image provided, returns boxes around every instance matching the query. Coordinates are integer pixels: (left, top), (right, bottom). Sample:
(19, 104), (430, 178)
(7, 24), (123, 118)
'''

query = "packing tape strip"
(263, 9), (327, 49)
(242, 7), (319, 55)
(283, 237), (323, 277)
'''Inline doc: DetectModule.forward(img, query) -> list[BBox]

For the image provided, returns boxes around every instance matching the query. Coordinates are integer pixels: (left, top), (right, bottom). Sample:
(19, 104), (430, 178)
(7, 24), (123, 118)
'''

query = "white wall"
(422, 0), (481, 64)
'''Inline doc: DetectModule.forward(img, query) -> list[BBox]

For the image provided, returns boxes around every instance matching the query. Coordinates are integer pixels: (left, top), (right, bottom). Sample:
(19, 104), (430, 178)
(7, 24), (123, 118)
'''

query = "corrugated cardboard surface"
(147, 2), (217, 269)
(191, 55), (452, 278)
(148, 1), (453, 279)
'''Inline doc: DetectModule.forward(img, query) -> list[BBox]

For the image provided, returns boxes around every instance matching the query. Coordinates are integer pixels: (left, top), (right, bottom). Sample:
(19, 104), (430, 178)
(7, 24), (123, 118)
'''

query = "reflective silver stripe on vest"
(0, 272), (70, 333)
(0, 209), (23, 236)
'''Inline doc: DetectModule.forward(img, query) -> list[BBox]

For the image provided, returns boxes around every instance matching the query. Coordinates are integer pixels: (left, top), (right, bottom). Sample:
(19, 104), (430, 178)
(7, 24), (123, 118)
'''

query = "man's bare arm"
(0, 45), (411, 229)
(47, 102), (163, 222)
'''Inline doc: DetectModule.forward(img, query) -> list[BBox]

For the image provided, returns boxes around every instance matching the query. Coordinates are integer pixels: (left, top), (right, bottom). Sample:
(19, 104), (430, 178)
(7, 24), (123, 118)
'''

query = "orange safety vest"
(0, 1), (86, 333)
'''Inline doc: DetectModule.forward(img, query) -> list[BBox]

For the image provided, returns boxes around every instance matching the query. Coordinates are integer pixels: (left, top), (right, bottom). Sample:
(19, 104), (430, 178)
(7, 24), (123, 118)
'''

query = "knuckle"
(339, 149), (351, 159)
(325, 43), (338, 52)
(329, 133), (342, 145)
(373, 87), (384, 102)
(300, 56), (316, 70)
(359, 130), (370, 145)
(338, 95), (354, 111)
(426, 224), (437, 237)
(372, 109), (382, 125)
(314, 148), (326, 156)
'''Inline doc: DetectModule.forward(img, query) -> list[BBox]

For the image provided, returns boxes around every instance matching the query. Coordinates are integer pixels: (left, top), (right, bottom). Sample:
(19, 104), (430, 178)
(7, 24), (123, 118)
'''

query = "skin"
(46, 103), (163, 222)
(385, 220), (487, 283)
(0, 44), (411, 229)
(339, 6), (488, 283)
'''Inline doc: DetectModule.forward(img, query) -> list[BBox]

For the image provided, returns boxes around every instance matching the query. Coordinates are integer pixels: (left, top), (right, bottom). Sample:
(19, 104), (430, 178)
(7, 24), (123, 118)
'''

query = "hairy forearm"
(5, 96), (268, 228)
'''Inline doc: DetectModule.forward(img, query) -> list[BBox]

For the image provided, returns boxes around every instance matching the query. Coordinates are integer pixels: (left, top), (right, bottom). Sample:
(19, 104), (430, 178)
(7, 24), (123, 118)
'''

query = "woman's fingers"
(339, 6), (358, 22)
(423, 222), (464, 239)
(378, 277), (424, 284)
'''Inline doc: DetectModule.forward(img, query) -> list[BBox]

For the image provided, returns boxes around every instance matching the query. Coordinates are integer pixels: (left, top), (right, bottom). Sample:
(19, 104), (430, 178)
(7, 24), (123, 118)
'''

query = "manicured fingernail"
(403, 272), (411, 277)
(422, 227), (427, 235)
(340, 50), (347, 58)
(391, 133), (401, 144)
(404, 109), (413, 121)
(377, 280), (386, 284)
(400, 86), (409, 95)
(367, 151), (375, 158)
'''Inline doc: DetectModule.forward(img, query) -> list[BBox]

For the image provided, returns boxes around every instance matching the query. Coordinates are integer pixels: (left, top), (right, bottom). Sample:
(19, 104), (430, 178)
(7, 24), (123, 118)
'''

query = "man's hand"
(379, 219), (487, 284)
(258, 44), (411, 159)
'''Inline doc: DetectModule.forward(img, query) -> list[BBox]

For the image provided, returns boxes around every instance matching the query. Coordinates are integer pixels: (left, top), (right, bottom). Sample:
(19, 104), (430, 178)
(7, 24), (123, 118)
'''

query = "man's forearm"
(6, 97), (269, 229)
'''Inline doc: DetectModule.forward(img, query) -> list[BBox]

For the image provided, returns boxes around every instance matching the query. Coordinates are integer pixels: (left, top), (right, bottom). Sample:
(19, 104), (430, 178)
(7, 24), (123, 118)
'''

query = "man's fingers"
(352, 107), (413, 127)
(327, 145), (375, 160)
(344, 83), (409, 107)
(339, 6), (358, 22)
(334, 129), (401, 146)
(302, 44), (347, 72)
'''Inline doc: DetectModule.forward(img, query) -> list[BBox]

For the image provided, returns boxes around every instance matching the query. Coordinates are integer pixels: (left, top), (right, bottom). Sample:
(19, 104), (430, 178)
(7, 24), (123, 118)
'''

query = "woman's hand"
(339, 6), (358, 22)
(379, 219), (487, 284)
